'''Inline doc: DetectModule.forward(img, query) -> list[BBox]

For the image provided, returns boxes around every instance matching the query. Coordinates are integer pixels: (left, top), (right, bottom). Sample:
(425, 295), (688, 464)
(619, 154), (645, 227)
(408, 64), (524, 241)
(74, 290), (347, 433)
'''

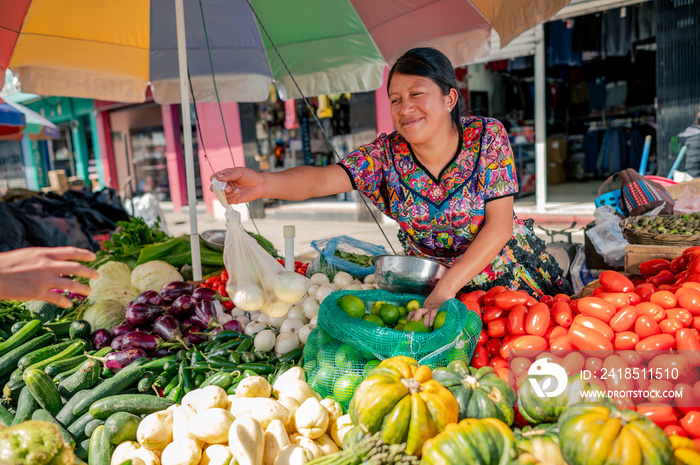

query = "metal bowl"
(371, 254), (448, 296)
(201, 229), (226, 252)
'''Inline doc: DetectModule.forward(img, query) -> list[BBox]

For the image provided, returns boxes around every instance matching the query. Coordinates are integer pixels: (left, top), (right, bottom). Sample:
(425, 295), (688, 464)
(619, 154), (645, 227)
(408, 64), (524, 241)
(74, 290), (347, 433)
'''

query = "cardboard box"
(547, 161), (566, 185)
(664, 179), (700, 201)
(624, 243), (687, 275)
(48, 170), (68, 191)
(547, 135), (567, 163)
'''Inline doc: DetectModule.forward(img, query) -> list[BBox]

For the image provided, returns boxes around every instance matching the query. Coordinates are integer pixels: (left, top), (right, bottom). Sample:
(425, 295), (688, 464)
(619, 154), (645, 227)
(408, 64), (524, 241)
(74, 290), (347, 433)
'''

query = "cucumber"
(88, 425), (113, 465)
(31, 408), (77, 448)
(84, 418), (105, 438)
(53, 364), (81, 384)
(137, 372), (156, 393)
(25, 339), (87, 373)
(0, 332), (56, 377)
(23, 368), (62, 415)
(103, 412), (141, 445)
(68, 410), (96, 441)
(44, 353), (88, 378)
(75, 438), (90, 462)
(69, 319), (91, 340)
(58, 359), (101, 399)
(0, 320), (42, 357)
(0, 403), (12, 426)
(71, 358), (149, 417)
(89, 394), (174, 419)
(56, 389), (89, 426)
(17, 340), (75, 370)
(11, 386), (39, 425)
(3, 370), (26, 400)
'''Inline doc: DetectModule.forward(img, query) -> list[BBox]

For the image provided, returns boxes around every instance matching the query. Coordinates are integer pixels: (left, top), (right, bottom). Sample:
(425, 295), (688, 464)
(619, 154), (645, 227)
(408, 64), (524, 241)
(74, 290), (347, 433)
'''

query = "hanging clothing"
(572, 13), (602, 53)
(338, 116), (573, 297)
(583, 129), (601, 176)
(547, 20), (582, 67)
(601, 7), (635, 59)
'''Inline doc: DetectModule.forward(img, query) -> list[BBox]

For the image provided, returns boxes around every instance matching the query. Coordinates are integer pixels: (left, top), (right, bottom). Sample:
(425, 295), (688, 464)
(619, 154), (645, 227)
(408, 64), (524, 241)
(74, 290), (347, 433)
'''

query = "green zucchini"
(0, 403), (13, 426)
(71, 358), (149, 417)
(75, 438), (90, 462)
(68, 410), (96, 441)
(84, 418), (105, 438)
(25, 339), (87, 373)
(0, 332), (56, 377)
(58, 359), (101, 399)
(103, 411), (141, 445)
(10, 320), (29, 334)
(0, 320), (42, 357)
(31, 408), (76, 448)
(56, 389), (89, 426)
(53, 364), (81, 384)
(17, 340), (75, 370)
(88, 425), (113, 465)
(2, 376), (25, 401)
(44, 353), (87, 378)
(11, 386), (39, 425)
(69, 319), (91, 340)
(23, 368), (62, 415)
(89, 394), (174, 419)
(43, 321), (72, 337)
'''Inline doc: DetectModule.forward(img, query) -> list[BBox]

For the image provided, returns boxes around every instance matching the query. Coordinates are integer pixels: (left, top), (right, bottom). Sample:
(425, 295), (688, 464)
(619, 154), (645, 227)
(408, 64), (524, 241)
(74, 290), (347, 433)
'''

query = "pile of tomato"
(276, 259), (311, 276)
(459, 245), (700, 442)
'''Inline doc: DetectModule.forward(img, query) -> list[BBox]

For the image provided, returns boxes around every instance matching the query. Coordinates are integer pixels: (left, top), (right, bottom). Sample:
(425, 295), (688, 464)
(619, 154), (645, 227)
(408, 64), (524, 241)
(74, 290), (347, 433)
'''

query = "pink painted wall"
(374, 66), (394, 136)
(195, 102), (245, 214)
(93, 110), (117, 189)
(161, 105), (187, 212)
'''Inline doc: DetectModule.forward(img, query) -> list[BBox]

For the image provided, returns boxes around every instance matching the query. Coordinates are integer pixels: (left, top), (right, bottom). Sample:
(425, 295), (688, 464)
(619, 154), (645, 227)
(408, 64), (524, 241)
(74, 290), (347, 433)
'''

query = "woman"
(214, 47), (572, 326)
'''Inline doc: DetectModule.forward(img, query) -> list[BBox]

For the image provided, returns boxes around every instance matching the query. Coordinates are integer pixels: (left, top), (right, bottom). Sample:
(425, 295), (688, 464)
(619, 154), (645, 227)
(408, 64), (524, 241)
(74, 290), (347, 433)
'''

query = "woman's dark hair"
(388, 47), (465, 128)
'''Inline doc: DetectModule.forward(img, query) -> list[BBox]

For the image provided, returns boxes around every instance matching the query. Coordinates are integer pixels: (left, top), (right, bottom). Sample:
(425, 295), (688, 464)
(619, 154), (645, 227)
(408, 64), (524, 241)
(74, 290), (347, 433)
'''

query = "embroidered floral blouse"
(338, 116), (521, 266)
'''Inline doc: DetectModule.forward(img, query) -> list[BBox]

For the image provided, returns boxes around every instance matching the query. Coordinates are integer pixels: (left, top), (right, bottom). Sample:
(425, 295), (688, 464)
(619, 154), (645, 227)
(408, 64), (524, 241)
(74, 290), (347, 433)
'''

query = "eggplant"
(160, 281), (195, 303)
(133, 290), (164, 307)
(125, 302), (165, 327)
(194, 299), (216, 326)
(92, 329), (112, 350)
(168, 294), (197, 318)
(121, 331), (165, 353)
(153, 315), (189, 349)
(183, 313), (208, 329)
(111, 321), (136, 338)
(182, 325), (208, 345)
(222, 319), (244, 332)
(111, 335), (125, 351)
(105, 348), (148, 371)
(192, 287), (221, 302)
(152, 348), (176, 358)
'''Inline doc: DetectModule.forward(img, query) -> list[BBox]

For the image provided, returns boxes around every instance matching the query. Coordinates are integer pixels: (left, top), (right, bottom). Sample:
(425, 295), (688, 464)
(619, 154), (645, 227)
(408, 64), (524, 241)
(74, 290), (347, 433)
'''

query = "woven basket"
(621, 217), (700, 246)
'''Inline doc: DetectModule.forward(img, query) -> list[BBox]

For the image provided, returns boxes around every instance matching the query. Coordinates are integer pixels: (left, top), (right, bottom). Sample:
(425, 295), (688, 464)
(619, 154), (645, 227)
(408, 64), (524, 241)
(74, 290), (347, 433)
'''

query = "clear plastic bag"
(586, 205), (627, 268)
(674, 186), (700, 214)
(308, 235), (388, 279)
(212, 180), (310, 317)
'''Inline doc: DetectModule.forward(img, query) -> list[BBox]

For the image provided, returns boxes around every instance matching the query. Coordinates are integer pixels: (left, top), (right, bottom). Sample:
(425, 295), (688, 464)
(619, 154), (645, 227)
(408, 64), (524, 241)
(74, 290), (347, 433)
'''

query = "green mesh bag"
(302, 289), (482, 410)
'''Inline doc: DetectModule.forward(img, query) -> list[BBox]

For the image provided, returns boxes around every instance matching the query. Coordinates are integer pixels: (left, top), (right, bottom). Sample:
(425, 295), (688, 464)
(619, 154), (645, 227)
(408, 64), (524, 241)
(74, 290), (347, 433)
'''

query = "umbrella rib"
(0, 25), (23, 34)
(13, 31), (148, 51)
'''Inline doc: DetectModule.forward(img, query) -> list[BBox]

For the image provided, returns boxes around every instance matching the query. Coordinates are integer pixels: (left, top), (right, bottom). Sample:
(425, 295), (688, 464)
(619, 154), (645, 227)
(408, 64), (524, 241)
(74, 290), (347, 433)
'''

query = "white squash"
(315, 434), (340, 456)
(263, 419), (290, 465)
(130, 447), (162, 465)
(172, 405), (203, 449)
(183, 385), (229, 412)
(273, 444), (312, 465)
(277, 397), (301, 434)
(160, 439), (202, 465)
(199, 444), (233, 465)
(229, 417), (264, 465)
(137, 410), (173, 450)
(320, 399), (343, 428)
(272, 367), (306, 398)
(290, 435), (323, 460)
(111, 441), (140, 465)
(330, 414), (354, 447)
(188, 408), (235, 444)
(294, 398), (329, 440)
(229, 397), (291, 430)
(276, 379), (321, 405)
(236, 376), (272, 398)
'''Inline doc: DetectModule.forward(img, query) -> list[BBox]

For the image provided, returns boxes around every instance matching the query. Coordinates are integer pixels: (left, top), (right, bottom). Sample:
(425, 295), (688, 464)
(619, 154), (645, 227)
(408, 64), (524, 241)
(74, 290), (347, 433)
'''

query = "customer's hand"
(211, 167), (265, 204)
(407, 285), (455, 328)
(0, 247), (99, 308)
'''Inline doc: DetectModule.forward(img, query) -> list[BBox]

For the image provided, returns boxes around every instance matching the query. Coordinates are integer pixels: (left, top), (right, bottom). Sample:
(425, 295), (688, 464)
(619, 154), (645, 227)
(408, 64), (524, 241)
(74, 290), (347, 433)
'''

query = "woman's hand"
(407, 284), (455, 328)
(0, 247), (99, 308)
(211, 167), (265, 204)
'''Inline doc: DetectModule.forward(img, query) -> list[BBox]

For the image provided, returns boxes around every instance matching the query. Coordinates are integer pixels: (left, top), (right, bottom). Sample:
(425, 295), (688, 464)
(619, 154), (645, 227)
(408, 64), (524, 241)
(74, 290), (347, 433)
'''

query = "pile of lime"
(336, 294), (447, 332)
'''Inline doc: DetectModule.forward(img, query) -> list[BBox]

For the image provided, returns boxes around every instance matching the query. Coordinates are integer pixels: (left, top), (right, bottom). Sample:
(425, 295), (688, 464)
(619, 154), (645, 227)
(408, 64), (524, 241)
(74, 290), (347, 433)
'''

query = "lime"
(397, 306), (408, 316)
(317, 344), (339, 367)
(404, 320), (430, 333)
(303, 359), (318, 373)
(363, 314), (385, 326)
(335, 344), (362, 367)
(378, 304), (400, 325)
(333, 373), (364, 405)
(433, 311), (447, 330)
(362, 359), (381, 377)
(308, 328), (335, 347)
(370, 301), (386, 316)
(397, 315), (408, 326)
(315, 365), (339, 390)
(406, 300), (421, 312)
(393, 324), (405, 331)
(337, 295), (366, 319)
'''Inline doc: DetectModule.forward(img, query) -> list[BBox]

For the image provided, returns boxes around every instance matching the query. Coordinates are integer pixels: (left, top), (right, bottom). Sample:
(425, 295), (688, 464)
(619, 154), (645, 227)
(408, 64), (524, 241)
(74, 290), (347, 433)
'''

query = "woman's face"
(388, 73), (456, 146)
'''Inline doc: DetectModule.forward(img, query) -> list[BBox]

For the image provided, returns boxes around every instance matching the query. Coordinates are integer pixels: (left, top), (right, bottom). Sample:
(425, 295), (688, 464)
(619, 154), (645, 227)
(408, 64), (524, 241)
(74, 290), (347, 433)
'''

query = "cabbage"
(81, 300), (127, 331)
(90, 261), (132, 292)
(87, 284), (139, 306)
(131, 260), (183, 293)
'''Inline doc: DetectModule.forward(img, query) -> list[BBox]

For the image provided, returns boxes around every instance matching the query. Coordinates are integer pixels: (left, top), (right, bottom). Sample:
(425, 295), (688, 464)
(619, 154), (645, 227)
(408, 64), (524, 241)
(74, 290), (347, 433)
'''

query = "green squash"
(512, 424), (566, 465)
(558, 403), (673, 465)
(422, 417), (516, 465)
(432, 362), (515, 425)
(517, 375), (605, 425)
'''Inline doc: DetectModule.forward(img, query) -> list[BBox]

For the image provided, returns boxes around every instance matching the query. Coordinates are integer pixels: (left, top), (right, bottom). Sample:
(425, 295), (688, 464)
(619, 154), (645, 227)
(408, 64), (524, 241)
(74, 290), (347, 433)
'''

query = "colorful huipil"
(338, 116), (572, 297)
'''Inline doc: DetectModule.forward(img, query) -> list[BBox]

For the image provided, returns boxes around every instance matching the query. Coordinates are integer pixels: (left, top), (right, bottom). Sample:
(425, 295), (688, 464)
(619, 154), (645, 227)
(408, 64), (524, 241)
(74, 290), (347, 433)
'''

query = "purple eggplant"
(125, 302), (165, 327)
(111, 335), (125, 351)
(153, 315), (189, 349)
(152, 348), (176, 358)
(192, 287), (221, 302)
(182, 325), (208, 345)
(112, 321), (136, 338)
(104, 348), (148, 372)
(194, 299), (216, 326)
(183, 313), (208, 329)
(168, 294), (197, 318)
(121, 331), (165, 353)
(222, 319), (244, 332)
(160, 281), (195, 303)
(134, 290), (164, 307)
(92, 329), (112, 350)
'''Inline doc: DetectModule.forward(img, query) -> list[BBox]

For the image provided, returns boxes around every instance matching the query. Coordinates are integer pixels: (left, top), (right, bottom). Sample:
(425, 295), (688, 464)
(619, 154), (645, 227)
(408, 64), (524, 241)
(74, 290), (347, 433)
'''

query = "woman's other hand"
(407, 284), (454, 328)
(0, 247), (99, 308)
(211, 167), (265, 204)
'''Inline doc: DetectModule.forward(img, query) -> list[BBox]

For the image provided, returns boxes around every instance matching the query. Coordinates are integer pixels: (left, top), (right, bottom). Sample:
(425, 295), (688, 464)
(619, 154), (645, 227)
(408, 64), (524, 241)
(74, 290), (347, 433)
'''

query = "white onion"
(280, 318), (305, 334)
(363, 274), (376, 284)
(235, 316), (250, 329)
(287, 306), (308, 323)
(302, 299), (320, 320)
(297, 324), (315, 345)
(353, 279), (363, 285)
(244, 320), (267, 336)
(333, 272), (354, 289)
(310, 316), (318, 326)
(344, 284), (363, 291)
(250, 311), (266, 322)
(254, 330), (276, 352)
(315, 283), (337, 304)
(274, 272), (311, 303)
(233, 284), (264, 311)
(266, 314), (287, 329)
(310, 273), (330, 285)
(264, 299), (293, 318)
(275, 332), (300, 357)
(261, 273), (277, 293)
(360, 283), (375, 290)
(229, 308), (245, 319)
(307, 284), (319, 299)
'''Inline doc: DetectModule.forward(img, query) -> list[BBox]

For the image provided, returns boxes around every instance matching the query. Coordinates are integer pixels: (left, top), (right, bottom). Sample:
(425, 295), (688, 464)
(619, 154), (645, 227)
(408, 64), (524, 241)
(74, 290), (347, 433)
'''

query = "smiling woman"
(213, 47), (573, 325)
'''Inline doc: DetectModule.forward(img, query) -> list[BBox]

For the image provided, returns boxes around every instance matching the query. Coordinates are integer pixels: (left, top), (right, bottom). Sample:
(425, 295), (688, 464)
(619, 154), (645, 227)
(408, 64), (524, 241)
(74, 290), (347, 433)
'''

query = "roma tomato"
(660, 318), (683, 334)
(603, 355), (635, 392)
(664, 425), (688, 437)
(525, 295), (538, 308)
(552, 301), (573, 327)
(462, 299), (482, 316)
(511, 335), (547, 352)
(568, 325), (614, 354)
(680, 411), (700, 439)
(675, 383), (700, 415)
(573, 315), (614, 341)
(626, 293), (643, 306)
(683, 246), (700, 261)
(494, 290), (529, 309)
(471, 345), (489, 368)
(671, 255), (689, 274)
(525, 303), (550, 337)
(562, 352), (585, 377)
(601, 293), (630, 309)
(689, 257), (700, 276)
(599, 270), (635, 292)
(507, 304), (527, 335)
(547, 326), (568, 342)
(539, 295), (554, 308)
(483, 286), (506, 307)
(550, 335), (573, 352)
(637, 403), (679, 429)
(577, 297), (616, 322)
(677, 287), (700, 315)
(695, 316), (700, 331)
(584, 357), (604, 375)
(484, 338), (502, 358)
(675, 271), (689, 284)
(489, 356), (508, 370)
(613, 331), (640, 350)
(477, 330), (489, 347)
(553, 294), (571, 303)
(650, 291), (678, 309)
(486, 318), (508, 338)
(459, 290), (486, 306)
(635, 334), (675, 351)
(637, 302), (666, 323)
(648, 270), (677, 287)
(639, 259), (671, 278)
(510, 356), (532, 378)
(482, 307), (507, 324)
(665, 308), (693, 327)
(635, 315), (661, 339)
(609, 306), (640, 332)
(592, 287), (605, 297)
(676, 328), (700, 366)
(635, 283), (657, 301)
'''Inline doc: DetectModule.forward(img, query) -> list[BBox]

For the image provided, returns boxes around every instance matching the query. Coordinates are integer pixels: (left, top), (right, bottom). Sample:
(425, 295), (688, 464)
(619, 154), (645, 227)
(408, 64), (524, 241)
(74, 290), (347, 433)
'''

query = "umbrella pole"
(175, 0), (202, 281)
(534, 23), (547, 212)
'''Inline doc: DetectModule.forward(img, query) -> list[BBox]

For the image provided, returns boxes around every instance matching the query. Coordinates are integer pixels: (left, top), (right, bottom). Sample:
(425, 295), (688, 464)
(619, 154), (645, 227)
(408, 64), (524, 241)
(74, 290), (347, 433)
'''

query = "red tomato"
(539, 295), (554, 308)
(482, 307), (507, 324)
(680, 411), (700, 439)
(637, 403), (679, 429)
(489, 356), (508, 370)
(198, 283), (211, 289)
(462, 299), (482, 316)
(483, 286), (506, 307)
(562, 352), (585, 377)
(689, 257), (700, 276)
(626, 293), (643, 306)
(660, 318), (683, 334)
(592, 287), (605, 297)
(552, 301), (573, 327)
(577, 297), (616, 322)
(683, 246), (700, 261)
(499, 338), (515, 360)
(459, 290), (486, 306)
(568, 325), (614, 354)
(648, 270), (678, 287)
(547, 326), (568, 342)
(569, 299), (579, 314)
(635, 283), (657, 301)
(650, 291), (678, 309)
(477, 330), (489, 347)
(603, 355), (635, 392)
(203, 276), (219, 285)
(637, 302), (667, 323)
(676, 328), (700, 367)
(666, 308), (693, 327)
(525, 303), (550, 337)
(585, 357), (604, 375)
(613, 331), (640, 350)
(609, 306), (640, 332)
(470, 347), (489, 368)
(635, 334), (676, 351)
(664, 425), (688, 437)
(658, 284), (681, 293)
(601, 293), (631, 309)
(639, 259), (671, 278)
(573, 315), (614, 341)
(675, 383), (700, 415)
(510, 357), (532, 378)
(494, 290), (529, 310)
(695, 317), (700, 331)
(487, 318), (508, 338)
(484, 338), (502, 358)
(511, 335), (547, 352)
(619, 350), (643, 366)
(217, 284), (227, 295)
(550, 335), (573, 352)
(686, 275), (700, 284)
(507, 304), (527, 335)
(635, 315), (662, 339)
(677, 287), (700, 315)
(675, 271), (689, 284)
(599, 270), (635, 292)
(553, 294), (571, 303)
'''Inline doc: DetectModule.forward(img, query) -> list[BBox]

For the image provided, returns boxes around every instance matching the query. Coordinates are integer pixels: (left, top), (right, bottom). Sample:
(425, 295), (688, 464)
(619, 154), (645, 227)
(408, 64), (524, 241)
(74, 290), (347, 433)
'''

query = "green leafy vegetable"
(333, 250), (374, 268)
